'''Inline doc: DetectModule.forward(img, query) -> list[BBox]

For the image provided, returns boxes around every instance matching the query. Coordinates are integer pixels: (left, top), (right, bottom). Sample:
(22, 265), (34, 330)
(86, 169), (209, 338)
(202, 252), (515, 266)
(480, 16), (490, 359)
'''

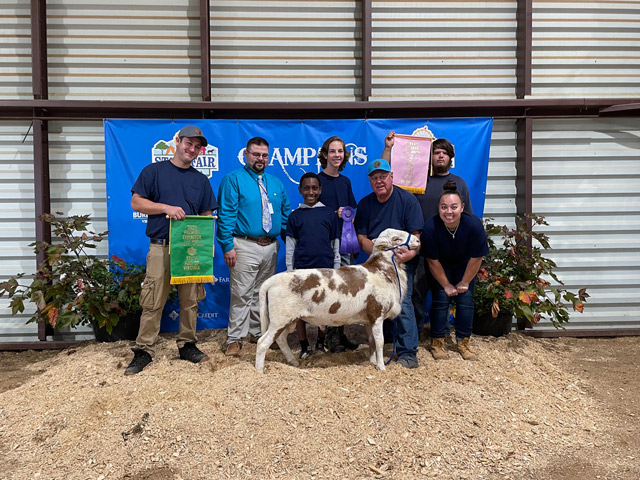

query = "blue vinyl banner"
(105, 118), (492, 331)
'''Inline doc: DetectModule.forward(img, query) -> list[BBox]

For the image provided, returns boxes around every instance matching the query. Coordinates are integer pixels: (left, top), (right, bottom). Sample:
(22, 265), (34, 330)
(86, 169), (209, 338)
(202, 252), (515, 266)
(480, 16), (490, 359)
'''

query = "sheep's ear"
(376, 238), (391, 249)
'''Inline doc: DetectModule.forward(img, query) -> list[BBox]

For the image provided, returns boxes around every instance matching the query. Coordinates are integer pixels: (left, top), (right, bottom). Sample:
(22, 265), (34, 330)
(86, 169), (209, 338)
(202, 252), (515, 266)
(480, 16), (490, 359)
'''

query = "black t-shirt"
(318, 172), (357, 210)
(421, 212), (489, 284)
(131, 160), (218, 239)
(416, 172), (473, 222)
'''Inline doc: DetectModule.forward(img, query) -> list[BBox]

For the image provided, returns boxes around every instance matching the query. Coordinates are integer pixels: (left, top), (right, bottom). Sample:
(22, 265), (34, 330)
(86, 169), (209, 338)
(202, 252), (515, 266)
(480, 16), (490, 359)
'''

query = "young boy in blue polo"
(285, 172), (340, 358)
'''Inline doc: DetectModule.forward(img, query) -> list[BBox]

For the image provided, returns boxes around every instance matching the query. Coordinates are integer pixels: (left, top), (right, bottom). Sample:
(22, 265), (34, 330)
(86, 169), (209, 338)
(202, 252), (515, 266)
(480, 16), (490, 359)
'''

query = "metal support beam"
(30, 0), (48, 99)
(200, 0), (211, 102)
(515, 116), (533, 302)
(600, 103), (640, 115)
(523, 329), (640, 338)
(1, 98), (638, 121)
(516, 0), (532, 98)
(361, 0), (372, 101)
(515, 117), (533, 217)
(31, 0), (51, 341)
(32, 119), (51, 341)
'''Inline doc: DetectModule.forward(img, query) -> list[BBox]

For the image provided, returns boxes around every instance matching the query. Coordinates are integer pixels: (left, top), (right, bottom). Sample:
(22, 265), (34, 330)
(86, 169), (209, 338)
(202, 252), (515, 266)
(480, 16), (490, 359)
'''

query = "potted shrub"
(0, 212), (146, 341)
(473, 214), (589, 336)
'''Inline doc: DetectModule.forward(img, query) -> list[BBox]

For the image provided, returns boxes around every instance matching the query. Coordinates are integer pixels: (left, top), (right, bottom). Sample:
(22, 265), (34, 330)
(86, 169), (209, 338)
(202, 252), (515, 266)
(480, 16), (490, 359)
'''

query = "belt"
(150, 238), (169, 246)
(233, 234), (276, 246)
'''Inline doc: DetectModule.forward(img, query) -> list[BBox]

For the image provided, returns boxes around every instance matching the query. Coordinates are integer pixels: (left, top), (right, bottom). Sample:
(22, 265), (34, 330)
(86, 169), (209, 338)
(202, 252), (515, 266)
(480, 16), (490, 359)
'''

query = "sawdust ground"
(0, 329), (638, 480)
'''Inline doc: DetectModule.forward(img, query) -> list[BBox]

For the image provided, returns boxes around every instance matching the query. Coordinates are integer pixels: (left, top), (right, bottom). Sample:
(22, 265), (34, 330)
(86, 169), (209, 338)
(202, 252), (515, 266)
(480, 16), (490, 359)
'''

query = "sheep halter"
(380, 233), (413, 367)
(384, 232), (413, 300)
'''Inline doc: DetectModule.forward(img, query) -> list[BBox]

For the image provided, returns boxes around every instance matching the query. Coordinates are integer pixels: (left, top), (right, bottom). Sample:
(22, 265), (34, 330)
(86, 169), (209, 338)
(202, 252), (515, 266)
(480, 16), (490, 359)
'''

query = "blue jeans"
(395, 263), (419, 360)
(412, 256), (432, 332)
(431, 279), (476, 339)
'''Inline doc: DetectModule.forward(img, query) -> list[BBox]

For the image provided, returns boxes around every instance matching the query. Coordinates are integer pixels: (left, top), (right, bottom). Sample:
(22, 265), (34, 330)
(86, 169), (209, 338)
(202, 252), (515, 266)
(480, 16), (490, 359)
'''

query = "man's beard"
(432, 160), (452, 175)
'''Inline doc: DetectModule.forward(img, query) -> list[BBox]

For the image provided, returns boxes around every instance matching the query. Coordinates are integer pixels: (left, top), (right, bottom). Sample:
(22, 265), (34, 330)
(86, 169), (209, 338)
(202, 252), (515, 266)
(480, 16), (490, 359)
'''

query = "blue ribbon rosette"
(339, 206), (360, 255)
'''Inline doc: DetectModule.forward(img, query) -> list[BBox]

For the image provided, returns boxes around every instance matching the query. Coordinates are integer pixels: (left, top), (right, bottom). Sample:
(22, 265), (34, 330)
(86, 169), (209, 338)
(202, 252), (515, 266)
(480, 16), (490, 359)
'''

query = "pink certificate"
(391, 134), (432, 194)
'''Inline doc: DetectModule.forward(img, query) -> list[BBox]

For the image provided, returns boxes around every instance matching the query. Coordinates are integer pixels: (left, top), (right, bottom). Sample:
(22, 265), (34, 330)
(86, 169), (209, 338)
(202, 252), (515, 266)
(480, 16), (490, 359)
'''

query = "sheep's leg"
(364, 323), (376, 364)
(255, 328), (277, 373)
(371, 320), (386, 371)
(275, 325), (299, 367)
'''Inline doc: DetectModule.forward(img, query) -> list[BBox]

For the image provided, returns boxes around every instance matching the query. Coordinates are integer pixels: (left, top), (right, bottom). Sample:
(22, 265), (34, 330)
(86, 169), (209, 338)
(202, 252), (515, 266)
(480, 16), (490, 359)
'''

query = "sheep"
(255, 228), (421, 373)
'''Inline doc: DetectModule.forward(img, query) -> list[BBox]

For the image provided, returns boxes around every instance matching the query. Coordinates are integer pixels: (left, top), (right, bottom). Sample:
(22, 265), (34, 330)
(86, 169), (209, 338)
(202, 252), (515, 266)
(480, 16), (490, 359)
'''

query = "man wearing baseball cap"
(381, 132), (474, 339)
(354, 159), (423, 369)
(125, 125), (218, 375)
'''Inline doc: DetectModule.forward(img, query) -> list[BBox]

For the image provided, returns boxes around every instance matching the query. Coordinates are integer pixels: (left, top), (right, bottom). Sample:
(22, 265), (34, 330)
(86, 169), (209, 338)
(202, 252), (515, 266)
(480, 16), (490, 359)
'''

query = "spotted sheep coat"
(255, 228), (421, 373)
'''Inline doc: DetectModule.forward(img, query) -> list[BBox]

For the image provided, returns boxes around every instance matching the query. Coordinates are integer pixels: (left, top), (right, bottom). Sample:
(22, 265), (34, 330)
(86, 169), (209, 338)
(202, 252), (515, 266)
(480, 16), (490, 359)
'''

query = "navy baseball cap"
(367, 158), (391, 176)
(178, 125), (208, 147)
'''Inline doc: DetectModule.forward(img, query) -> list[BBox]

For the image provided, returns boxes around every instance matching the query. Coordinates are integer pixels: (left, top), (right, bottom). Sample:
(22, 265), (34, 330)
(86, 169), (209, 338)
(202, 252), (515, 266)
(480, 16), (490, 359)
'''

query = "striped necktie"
(257, 175), (272, 233)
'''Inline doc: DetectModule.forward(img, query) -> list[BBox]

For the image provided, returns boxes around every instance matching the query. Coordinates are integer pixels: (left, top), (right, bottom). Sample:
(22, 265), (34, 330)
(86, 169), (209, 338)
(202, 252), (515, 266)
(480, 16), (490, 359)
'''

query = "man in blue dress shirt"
(216, 137), (291, 356)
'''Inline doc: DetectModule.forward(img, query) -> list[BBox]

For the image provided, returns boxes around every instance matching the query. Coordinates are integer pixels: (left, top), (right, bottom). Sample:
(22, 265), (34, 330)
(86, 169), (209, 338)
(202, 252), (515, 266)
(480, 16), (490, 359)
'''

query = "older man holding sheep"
(354, 159), (423, 369)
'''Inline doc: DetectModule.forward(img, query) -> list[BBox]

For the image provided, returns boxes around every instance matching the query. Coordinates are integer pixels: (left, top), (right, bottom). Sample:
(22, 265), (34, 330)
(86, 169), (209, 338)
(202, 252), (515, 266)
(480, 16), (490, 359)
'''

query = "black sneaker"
(299, 345), (313, 359)
(124, 348), (152, 375)
(178, 342), (208, 364)
(340, 334), (360, 351)
(325, 326), (342, 353)
(398, 356), (419, 369)
(315, 339), (327, 353)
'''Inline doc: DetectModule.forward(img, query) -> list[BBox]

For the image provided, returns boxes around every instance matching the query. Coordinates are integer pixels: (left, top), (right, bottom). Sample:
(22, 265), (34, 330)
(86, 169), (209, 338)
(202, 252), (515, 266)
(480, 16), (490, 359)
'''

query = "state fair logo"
(151, 131), (219, 178)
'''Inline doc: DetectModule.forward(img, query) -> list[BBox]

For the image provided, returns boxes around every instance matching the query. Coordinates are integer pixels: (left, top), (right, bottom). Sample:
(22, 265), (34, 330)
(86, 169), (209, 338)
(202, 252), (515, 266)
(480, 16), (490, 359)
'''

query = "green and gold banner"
(169, 216), (215, 285)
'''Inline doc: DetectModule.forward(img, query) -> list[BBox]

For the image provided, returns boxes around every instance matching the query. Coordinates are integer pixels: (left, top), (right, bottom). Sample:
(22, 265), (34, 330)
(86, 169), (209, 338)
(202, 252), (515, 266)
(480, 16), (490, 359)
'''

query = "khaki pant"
(135, 244), (206, 354)
(227, 237), (279, 343)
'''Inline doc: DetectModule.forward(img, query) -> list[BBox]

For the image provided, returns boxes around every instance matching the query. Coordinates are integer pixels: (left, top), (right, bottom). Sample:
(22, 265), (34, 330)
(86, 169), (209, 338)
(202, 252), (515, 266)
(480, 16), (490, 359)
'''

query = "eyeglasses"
(369, 172), (390, 182)
(247, 151), (269, 159)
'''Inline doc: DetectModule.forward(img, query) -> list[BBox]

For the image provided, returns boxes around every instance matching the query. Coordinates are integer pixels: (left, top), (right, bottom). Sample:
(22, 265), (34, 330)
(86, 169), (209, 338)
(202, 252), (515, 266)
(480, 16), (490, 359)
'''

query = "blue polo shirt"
(216, 165), (291, 253)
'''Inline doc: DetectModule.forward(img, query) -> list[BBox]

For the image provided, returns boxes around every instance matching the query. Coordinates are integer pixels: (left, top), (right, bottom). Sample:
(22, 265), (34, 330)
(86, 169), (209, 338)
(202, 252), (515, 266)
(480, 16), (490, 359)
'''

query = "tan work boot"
(430, 338), (448, 360)
(225, 341), (242, 357)
(456, 337), (477, 361)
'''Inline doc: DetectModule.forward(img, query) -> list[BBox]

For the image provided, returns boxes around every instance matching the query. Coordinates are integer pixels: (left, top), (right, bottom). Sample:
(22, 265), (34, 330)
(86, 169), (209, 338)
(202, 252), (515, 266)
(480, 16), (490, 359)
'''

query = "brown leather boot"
(456, 337), (477, 361)
(430, 338), (448, 361)
(225, 341), (242, 357)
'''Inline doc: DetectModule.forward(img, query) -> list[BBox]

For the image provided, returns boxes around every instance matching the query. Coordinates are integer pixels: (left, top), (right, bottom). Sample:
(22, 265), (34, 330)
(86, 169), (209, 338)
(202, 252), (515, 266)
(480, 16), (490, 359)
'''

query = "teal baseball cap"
(367, 158), (391, 176)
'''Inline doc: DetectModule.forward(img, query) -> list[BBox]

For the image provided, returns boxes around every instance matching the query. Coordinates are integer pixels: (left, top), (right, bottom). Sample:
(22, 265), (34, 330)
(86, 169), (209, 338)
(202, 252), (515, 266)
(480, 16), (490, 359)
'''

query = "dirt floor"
(0, 330), (638, 480)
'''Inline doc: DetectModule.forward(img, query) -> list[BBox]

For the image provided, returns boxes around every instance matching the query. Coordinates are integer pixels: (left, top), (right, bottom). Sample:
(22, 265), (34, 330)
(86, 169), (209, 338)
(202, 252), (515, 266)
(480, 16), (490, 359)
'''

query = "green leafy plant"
(474, 214), (589, 329)
(0, 212), (146, 334)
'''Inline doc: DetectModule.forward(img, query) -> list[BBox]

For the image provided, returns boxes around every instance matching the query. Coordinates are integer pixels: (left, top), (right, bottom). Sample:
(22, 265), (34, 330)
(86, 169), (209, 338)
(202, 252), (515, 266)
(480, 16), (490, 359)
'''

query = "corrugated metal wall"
(0, 122), (37, 341)
(47, 0), (202, 101)
(0, 1), (638, 341)
(210, 1), (362, 101)
(0, 121), (104, 341)
(48, 121), (107, 340)
(532, 0), (640, 98)
(0, 2), (31, 99)
(371, 0), (518, 100)
(49, 121), (108, 225)
(531, 118), (640, 329)
(484, 119), (518, 226)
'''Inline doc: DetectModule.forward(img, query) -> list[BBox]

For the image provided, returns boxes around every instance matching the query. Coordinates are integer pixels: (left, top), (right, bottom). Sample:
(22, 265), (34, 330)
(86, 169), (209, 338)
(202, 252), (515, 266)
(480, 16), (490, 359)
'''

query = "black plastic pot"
(93, 313), (141, 342)
(473, 311), (513, 337)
